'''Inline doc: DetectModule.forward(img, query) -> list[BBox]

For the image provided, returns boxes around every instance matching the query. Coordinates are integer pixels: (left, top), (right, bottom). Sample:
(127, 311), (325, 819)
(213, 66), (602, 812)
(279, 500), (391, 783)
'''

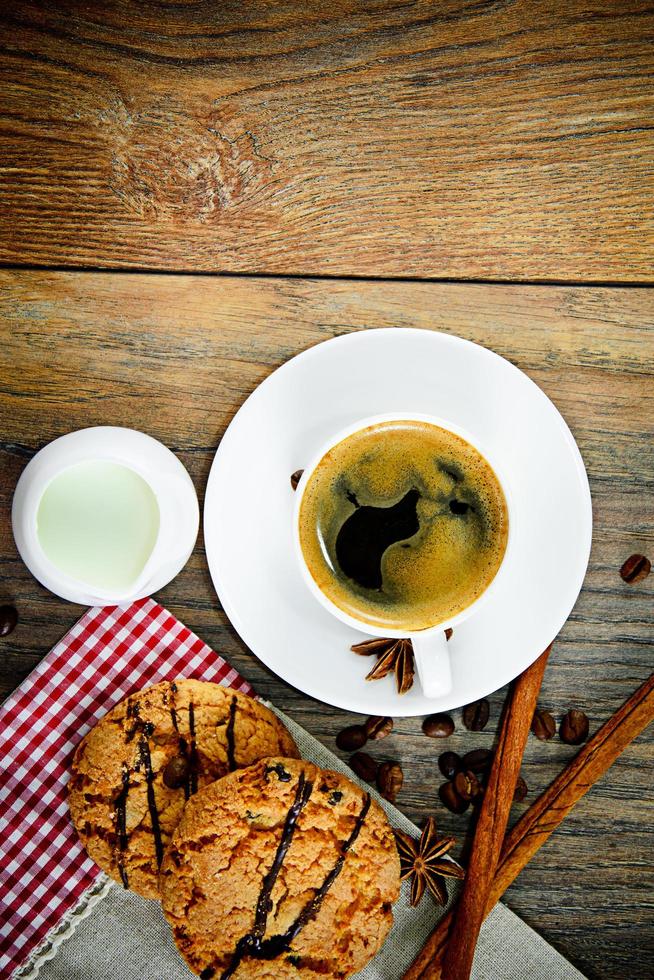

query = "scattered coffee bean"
(290, 469), (304, 491)
(619, 553), (651, 584)
(454, 769), (481, 803)
(336, 724), (367, 752)
(462, 699), (490, 731)
(560, 709), (589, 745)
(471, 783), (486, 806)
(377, 761), (403, 802)
(513, 776), (528, 803)
(445, 627), (454, 641)
(422, 713), (455, 738)
(349, 751), (378, 783)
(531, 708), (556, 741)
(162, 755), (190, 790)
(438, 751), (462, 780)
(365, 715), (393, 740)
(476, 770), (491, 790)
(439, 780), (469, 814)
(0, 605), (18, 638)
(462, 748), (494, 773)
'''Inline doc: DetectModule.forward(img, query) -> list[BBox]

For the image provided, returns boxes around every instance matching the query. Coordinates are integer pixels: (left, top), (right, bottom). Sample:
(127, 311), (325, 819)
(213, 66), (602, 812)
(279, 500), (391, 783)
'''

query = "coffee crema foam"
(298, 420), (508, 631)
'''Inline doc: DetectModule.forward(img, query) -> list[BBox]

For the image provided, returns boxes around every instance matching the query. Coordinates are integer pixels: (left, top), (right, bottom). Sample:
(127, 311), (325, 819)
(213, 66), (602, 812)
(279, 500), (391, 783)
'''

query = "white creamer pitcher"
(12, 427), (199, 606)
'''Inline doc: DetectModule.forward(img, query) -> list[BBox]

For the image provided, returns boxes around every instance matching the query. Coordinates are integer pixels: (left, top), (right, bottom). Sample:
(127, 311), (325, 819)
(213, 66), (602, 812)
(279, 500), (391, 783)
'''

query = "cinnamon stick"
(439, 647), (551, 980)
(403, 670), (654, 980)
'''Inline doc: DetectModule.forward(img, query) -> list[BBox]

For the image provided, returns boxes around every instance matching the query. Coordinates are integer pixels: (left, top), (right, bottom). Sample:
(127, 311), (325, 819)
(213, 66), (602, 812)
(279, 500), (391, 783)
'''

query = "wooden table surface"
(1, 3), (653, 978)
(1, 0), (653, 280)
(1, 273), (652, 980)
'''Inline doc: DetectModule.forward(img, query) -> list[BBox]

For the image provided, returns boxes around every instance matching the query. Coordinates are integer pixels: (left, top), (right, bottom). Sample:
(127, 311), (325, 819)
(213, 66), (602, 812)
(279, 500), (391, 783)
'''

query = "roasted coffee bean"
(377, 761), (403, 802)
(454, 770), (481, 802)
(620, 553), (651, 584)
(365, 715), (393, 740)
(438, 751), (462, 780)
(513, 776), (528, 802)
(471, 783), (486, 806)
(476, 769), (491, 789)
(439, 780), (470, 814)
(462, 699), (490, 731)
(560, 709), (589, 745)
(162, 755), (190, 790)
(0, 605), (18, 638)
(336, 724), (367, 752)
(422, 713), (455, 738)
(462, 748), (494, 773)
(531, 708), (556, 741)
(349, 751), (378, 783)
(445, 627), (454, 641)
(290, 469), (304, 491)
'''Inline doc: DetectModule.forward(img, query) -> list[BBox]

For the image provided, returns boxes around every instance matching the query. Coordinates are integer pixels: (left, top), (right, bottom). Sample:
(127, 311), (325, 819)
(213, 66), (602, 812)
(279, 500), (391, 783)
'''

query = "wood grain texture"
(0, 271), (652, 979)
(1, 1), (653, 280)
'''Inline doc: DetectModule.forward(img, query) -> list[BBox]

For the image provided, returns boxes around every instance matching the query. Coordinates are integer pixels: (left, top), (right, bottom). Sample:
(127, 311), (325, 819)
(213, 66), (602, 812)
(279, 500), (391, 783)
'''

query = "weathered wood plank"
(0, 271), (652, 979)
(0, 2), (653, 280)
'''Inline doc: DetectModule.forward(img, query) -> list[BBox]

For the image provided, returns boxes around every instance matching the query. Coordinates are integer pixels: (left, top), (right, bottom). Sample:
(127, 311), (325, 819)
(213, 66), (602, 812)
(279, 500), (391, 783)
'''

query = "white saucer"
(204, 329), (592, 716)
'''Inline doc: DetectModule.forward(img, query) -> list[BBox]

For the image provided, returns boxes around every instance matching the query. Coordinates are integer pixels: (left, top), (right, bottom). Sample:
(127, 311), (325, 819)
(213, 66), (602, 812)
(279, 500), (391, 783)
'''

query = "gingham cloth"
(0, 598), (253, 979)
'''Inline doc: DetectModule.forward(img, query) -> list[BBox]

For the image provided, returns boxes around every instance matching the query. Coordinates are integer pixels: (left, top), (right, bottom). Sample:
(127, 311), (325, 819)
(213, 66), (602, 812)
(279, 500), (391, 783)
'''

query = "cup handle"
(411, 631), (453, 699)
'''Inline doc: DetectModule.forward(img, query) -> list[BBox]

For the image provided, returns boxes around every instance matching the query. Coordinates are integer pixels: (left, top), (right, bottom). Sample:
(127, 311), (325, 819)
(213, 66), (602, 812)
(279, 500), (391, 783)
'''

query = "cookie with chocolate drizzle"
(160, 758), (400, 979)
(68, 680), (299, 898)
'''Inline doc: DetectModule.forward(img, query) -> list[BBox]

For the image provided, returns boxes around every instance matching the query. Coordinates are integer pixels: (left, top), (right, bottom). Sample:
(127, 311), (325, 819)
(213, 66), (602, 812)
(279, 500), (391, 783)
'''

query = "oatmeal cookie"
(160, 757), (400, 978)
(68, 680), (298, 898)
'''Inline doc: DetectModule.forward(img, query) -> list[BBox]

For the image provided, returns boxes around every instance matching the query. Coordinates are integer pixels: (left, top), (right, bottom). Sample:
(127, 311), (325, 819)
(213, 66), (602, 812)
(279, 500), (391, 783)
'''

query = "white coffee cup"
(12, 426), (199, 606)
(293, 413), (514, 698)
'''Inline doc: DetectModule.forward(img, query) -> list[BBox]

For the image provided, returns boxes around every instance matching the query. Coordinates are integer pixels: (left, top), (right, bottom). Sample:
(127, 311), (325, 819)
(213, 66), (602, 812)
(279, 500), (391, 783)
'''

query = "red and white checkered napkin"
(0, 598), (253, 979)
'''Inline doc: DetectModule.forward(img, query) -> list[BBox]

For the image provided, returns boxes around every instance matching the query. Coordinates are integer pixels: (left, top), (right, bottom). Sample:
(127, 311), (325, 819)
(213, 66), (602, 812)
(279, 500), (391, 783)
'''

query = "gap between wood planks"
(0, 261), (651, 289)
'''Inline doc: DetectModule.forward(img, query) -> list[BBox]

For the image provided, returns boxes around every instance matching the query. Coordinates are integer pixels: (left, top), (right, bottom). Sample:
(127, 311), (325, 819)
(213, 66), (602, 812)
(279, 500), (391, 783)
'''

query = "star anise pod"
(351, 637), (415, 694)
(394, 817), (465, 906)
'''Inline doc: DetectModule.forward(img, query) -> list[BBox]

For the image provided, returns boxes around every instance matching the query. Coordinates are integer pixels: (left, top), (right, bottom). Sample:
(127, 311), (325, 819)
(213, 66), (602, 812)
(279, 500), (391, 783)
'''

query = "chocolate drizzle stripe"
(256, 792), (372, 957)
(169, 681), (193, 799)
(188, 701), (198, 797)
(138, 735), (164, 868)
(116, 702), (155, 887)
(125, 700), (141, 742)
(114, 764), (131, 889)
(203, 771), (313, 980)
(226, 696), (237, 771)
(252, 771), (312, 941)
(170, 681), (180, 733)
(208, 789), (371, 980)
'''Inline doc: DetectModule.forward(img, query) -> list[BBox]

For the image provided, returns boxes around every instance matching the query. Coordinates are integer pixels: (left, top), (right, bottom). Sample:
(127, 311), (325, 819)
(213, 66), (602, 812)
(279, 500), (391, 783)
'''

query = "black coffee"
(298, 420), (508, 631)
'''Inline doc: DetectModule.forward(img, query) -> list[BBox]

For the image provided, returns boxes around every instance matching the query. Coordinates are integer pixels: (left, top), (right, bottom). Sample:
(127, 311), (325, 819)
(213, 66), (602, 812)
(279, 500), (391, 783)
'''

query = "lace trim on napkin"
(14, 875), (113, 980)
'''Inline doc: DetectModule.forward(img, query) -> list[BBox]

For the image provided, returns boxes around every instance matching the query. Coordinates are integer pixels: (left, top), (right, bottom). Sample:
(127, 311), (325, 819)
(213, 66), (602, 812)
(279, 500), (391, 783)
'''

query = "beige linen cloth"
(23, 708), (585, 980)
